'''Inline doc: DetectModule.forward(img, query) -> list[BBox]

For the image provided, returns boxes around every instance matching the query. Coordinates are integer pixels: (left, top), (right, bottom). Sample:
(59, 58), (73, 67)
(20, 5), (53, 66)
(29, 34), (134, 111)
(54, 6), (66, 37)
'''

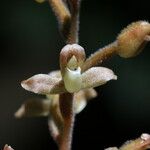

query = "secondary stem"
(82, 41), (118, 72)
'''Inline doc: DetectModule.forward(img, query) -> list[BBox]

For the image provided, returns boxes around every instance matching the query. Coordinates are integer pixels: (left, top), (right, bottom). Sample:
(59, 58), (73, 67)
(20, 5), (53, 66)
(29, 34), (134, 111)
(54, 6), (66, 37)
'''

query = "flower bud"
(35, 0), (46, 3)
(117, 21), (150, 58)
(3, 145), (14, 150)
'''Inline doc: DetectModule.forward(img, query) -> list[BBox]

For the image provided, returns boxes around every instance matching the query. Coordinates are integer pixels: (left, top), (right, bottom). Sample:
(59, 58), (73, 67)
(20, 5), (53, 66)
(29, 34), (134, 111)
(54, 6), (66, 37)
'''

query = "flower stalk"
(82, 41), (118, 72)
(59, 93), (74, 150)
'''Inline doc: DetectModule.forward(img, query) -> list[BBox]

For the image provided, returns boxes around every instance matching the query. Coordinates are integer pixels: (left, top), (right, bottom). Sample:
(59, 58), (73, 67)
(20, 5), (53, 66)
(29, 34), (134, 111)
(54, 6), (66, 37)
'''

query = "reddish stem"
(66, 0), (81, 44)
(82, 41), (118, 72)
(59, 93), (75, 150)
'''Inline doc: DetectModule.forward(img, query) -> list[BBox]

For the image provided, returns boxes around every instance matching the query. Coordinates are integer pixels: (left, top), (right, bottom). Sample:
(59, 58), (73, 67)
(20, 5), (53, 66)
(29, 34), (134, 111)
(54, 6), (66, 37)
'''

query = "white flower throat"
(64, 56), (82, 93)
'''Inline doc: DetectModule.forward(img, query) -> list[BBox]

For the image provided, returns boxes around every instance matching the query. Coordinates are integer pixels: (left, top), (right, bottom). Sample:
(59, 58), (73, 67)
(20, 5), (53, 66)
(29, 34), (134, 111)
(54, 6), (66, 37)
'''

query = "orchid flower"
(15, 44), (117, 143)
(20, 44), (117, 95)
(16, 44), (117, 117)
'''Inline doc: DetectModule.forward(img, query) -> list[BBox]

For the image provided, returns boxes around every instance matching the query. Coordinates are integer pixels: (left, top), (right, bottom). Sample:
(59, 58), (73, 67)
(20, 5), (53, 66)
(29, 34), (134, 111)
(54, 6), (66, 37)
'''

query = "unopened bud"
(3, 145), (14, 150)
(35, 0), (46, 3)
(141, 133), (150, 141)
(117, 21), (150, 58)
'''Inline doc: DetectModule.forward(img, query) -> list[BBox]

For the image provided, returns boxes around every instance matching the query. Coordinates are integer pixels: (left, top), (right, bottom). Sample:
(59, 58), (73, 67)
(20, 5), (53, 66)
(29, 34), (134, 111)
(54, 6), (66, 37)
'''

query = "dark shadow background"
(0, 0), (150, 149)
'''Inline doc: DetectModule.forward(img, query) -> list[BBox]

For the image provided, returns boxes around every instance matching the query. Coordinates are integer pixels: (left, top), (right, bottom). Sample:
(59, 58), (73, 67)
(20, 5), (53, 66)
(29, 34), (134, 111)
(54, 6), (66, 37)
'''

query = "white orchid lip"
(63, 67), (82, 93)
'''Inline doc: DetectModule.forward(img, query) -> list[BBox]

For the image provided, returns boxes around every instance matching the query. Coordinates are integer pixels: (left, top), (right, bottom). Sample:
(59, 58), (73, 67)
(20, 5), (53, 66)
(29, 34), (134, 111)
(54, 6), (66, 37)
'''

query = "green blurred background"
(0, 0), (150, 149)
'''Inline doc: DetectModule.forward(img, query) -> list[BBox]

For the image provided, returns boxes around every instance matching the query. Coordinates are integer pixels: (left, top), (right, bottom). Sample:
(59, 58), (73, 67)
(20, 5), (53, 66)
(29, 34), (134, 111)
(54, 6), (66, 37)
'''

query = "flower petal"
(84, 88), (97, 100)
(48, 70), (62, 79)
(81, 67), (117, 89)
(73, 88), (97, 114)
(48, 118), (60, 143)
(15, 98), (51, 118)
(21, 74), (66, 94)
(74, 90), (87, 114)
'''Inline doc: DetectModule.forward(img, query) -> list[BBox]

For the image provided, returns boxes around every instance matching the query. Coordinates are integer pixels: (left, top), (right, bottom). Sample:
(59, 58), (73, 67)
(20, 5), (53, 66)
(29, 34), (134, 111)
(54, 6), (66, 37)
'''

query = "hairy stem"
(67, 10), (79, 44)
(82, 41), (118, 72)
(66, 0), (81, 44)
(59, 93), (75, 150)
(48, 0), (71, 39)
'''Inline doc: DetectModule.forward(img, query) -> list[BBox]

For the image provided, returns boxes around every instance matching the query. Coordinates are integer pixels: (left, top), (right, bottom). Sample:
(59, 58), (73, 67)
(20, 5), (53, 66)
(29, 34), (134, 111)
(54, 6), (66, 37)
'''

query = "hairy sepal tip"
(21, 74), (65, 94)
